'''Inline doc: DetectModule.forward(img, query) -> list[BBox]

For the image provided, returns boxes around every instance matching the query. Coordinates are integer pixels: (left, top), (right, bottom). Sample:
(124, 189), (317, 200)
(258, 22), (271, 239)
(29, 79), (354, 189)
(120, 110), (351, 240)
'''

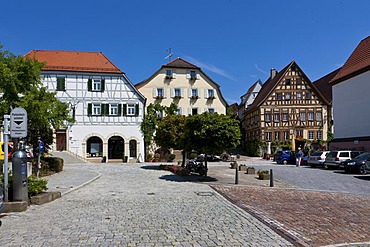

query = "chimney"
(270, 68), (277, 79)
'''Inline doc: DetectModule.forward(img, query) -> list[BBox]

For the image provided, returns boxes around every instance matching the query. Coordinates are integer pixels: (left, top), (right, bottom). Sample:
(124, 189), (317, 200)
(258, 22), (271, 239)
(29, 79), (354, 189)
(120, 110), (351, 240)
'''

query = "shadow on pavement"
(159, 174), (218, 183)
(354, 175), (370, 181)
(140, 165), (160, 170)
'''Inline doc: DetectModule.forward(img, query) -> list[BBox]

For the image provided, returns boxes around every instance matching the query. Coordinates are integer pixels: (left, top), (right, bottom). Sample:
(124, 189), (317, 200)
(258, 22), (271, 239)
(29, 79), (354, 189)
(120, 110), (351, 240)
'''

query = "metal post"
(3, 115), (10, 202)
(235, 162), (239, 184)
(270, 169), (274, 187)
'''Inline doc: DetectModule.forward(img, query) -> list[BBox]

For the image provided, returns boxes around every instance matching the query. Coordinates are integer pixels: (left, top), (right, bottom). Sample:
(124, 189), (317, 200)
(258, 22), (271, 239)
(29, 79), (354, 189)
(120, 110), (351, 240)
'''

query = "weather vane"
(165, 48), (173, 62)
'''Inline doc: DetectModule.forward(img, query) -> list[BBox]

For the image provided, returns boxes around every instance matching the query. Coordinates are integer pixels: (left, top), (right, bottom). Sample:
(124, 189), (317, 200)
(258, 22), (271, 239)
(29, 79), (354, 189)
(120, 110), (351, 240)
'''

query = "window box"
(174, 95), (182, 99)
(191, 96), (199, 100)
(155, 95), (164, 100)
(207, 95), (216, 100)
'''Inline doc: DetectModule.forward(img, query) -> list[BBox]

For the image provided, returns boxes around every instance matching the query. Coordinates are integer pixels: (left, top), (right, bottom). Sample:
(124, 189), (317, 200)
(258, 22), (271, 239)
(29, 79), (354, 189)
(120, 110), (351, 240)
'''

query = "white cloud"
(184, 56), (236, 81)
(255, 64), (268, 74)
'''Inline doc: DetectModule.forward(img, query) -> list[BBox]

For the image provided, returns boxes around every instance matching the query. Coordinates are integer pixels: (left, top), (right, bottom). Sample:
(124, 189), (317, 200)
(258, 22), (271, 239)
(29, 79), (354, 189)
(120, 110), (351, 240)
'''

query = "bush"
(168, 154), (176, 161)
(189, 153), (197, 159)
(153, 153), (160, 161)
(42, 157), (64, 173)
(28, 175), (48, 196)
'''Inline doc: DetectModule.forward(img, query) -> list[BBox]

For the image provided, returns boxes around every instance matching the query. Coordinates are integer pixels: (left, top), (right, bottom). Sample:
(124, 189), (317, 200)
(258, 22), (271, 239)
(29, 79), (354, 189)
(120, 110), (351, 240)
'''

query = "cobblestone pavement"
(0, 163), (293, 247)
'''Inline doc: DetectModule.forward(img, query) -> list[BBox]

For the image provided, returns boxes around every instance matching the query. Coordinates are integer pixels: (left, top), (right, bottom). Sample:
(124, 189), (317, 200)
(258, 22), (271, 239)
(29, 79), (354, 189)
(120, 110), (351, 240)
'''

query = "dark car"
(275, 150), (296, 165)
(341, 152), (370, 174)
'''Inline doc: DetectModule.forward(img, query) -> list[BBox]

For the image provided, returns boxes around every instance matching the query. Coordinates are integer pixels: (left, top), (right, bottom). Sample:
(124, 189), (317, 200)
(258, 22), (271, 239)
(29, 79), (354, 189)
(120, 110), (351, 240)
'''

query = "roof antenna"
(165, 48), (173, 62)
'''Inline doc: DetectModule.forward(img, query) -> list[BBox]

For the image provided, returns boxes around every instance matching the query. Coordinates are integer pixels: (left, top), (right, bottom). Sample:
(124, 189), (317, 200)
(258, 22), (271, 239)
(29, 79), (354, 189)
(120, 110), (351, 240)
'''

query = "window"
(174, 88), (181, 98)
(276, 93), (282, 100)
(316, 112), (322, 121)
(274, 131), (280, 141)
(274, 113), (280, 122)
(265, 132), (272, 141)
(190, 70), (196, 79)
(129, 140), (137, 158)
(296, 130), (303, 138)
(192, 108), (198, 115)
(165, 69), (173, 78)
(207, 89), (214, 98)
(208, 108), (215, 113)
(308, 131), (314, 140)
(127, 104), (135, 115)
(317, 131), (322, 140)
(93, 104), (101, 116)
(56, 77), (65, 91)
(93, 79), (102, 91)
(297, 92), (302, 100)
(285, 92), (291, 100)
(110, 104), (118, 115)
(157, 88), (164, 97)
(282, 113), (289, 121)
(265, 113), (271, 122)
(176, 108), (182, 115)
(285, 79), (291, 85)
(305, 92), (311, 99)
(300, 112), (306, 121)
(308, 112), (314, 121)
(191, 88), (198, 98)
(283, 131), (289, 140)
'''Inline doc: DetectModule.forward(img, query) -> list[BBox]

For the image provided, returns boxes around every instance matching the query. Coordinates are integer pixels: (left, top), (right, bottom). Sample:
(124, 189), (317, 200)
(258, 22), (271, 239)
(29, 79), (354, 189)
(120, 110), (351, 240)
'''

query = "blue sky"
(1, 0), (369, 104)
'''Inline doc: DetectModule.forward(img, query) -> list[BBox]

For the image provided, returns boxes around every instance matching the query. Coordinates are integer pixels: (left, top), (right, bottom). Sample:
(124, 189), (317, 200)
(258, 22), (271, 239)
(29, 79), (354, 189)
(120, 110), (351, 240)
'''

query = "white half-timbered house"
(25, 50), (145, 162)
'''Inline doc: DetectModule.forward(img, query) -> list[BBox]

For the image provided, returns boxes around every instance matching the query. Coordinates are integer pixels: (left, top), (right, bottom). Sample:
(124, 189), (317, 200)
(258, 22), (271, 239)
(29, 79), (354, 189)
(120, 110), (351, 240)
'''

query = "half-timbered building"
(25, 50), (145, 162)
(243, 61), (330, 154)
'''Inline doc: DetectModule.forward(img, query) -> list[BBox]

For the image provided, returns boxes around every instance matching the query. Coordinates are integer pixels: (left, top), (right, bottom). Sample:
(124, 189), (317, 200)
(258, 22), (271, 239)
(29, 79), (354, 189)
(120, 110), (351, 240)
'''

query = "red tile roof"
(330, 35), (370, 84)
(24, 50), (122, 74)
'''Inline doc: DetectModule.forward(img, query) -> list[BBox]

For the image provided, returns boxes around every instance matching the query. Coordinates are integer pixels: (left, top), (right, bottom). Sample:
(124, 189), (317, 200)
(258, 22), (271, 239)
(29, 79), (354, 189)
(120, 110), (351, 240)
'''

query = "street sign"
(10, 107), (28, 138)
(39, 140), (44, 153)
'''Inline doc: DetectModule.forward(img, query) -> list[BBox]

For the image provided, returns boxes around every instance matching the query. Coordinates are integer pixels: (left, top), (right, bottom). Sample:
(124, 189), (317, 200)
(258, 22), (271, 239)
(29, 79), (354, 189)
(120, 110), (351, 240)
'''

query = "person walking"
(296, 147), (303, 167)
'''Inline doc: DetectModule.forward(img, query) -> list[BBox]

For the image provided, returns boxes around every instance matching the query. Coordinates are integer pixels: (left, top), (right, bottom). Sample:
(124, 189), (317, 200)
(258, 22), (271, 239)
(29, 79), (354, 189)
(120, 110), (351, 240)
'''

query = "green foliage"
(168, 154), (176, 161)
(28, 175), (48, 196)
(189, 153), (198, 159)
(153, 153), (160, 161)
(154, 114), (186, 150)
(42, 157), (64, 173)
(0, 45), (73, 153)
(184, 112), (241, 154)
(257, 169), (269, 175)
(245, 140), (261, 157)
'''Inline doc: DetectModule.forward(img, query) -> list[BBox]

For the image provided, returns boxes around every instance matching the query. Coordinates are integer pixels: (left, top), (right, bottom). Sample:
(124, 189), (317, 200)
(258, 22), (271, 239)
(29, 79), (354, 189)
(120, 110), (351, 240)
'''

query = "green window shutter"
(87, 79), (92, 91)
(135, 104), (139, 117)
(123, 104), (127, 116)
(101, 79), (105, 92)
(56, 77), (65, 91)
(87, 103), (92, 116)
(118, 104), (122, 115)
(102, 104), (108, 116)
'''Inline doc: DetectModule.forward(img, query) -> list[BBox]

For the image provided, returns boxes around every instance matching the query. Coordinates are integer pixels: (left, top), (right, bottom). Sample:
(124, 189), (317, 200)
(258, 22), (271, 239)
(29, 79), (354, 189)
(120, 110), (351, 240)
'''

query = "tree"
(140, 103), (178, 158)
(185, 112), (241, 175)
(0, 45), (73, 153)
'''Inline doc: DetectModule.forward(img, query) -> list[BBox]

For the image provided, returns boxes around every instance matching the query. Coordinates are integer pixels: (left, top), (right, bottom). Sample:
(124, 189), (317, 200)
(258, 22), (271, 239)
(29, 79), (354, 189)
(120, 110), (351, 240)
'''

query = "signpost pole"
(3, 115), (10, 202)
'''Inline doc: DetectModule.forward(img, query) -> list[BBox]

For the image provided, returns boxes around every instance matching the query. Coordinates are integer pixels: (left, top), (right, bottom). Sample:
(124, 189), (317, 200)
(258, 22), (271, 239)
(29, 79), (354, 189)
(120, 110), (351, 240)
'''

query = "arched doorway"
(129, 140), (137, 158)
(87, 136), (103, 157)
(108, 136), (124, 159)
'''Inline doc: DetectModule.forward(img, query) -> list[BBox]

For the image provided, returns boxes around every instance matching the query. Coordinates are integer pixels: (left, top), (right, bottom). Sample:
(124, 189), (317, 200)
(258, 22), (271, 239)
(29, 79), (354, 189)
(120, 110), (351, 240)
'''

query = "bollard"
(270, 169), (274, 187)
(235, 163), (239, 184)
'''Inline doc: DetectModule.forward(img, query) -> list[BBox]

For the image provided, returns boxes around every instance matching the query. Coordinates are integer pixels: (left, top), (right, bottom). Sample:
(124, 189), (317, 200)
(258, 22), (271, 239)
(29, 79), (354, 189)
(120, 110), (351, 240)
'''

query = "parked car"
(275, 150), (296, 165)
(340, 152), (370, 174)
(308, 151), (330, 168)
(324, 150), (363, 169)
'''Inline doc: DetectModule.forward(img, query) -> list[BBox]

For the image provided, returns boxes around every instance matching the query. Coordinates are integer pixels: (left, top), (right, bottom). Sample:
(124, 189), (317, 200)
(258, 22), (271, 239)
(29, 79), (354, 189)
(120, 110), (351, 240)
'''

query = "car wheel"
(344, 167), (350, 173)
(283, 160), (287, 165)
(359, 165), (367, 175)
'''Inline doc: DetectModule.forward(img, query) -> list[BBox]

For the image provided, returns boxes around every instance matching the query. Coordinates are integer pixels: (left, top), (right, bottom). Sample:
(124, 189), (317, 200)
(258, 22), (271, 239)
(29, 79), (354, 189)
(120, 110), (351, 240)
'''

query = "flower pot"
(258, 174), (270, 180)
(246, 168), (255, 174)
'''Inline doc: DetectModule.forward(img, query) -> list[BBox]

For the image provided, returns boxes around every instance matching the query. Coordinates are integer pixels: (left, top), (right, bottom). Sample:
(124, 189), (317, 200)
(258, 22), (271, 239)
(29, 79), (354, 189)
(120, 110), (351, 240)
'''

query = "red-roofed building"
(329, 35), (370, 152)
(243, 61), (330, 156)
(25, 50), (145, 162)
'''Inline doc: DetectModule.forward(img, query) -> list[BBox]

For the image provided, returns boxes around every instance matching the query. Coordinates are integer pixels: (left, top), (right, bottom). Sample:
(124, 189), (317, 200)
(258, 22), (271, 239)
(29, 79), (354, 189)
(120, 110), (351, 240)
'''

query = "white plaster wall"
(332, 70), (370, 138)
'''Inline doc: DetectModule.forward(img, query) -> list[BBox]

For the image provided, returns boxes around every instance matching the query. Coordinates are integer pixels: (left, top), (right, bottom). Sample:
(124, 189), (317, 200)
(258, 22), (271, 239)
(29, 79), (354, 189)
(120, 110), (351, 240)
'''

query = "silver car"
(324, 150), (363, 169)
(308, 151), (330, 168)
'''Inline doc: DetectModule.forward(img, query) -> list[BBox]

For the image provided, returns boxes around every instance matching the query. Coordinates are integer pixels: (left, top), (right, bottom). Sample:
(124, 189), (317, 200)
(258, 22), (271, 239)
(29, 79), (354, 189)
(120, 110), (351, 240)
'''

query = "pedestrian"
(296, 148), (303, 167)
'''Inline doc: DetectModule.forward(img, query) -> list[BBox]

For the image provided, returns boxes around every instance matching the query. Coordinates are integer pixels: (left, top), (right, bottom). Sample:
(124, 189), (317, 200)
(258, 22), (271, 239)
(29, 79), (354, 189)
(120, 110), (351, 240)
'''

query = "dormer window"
(165, 69), (176, 79)
(190, 71), (196, 80)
